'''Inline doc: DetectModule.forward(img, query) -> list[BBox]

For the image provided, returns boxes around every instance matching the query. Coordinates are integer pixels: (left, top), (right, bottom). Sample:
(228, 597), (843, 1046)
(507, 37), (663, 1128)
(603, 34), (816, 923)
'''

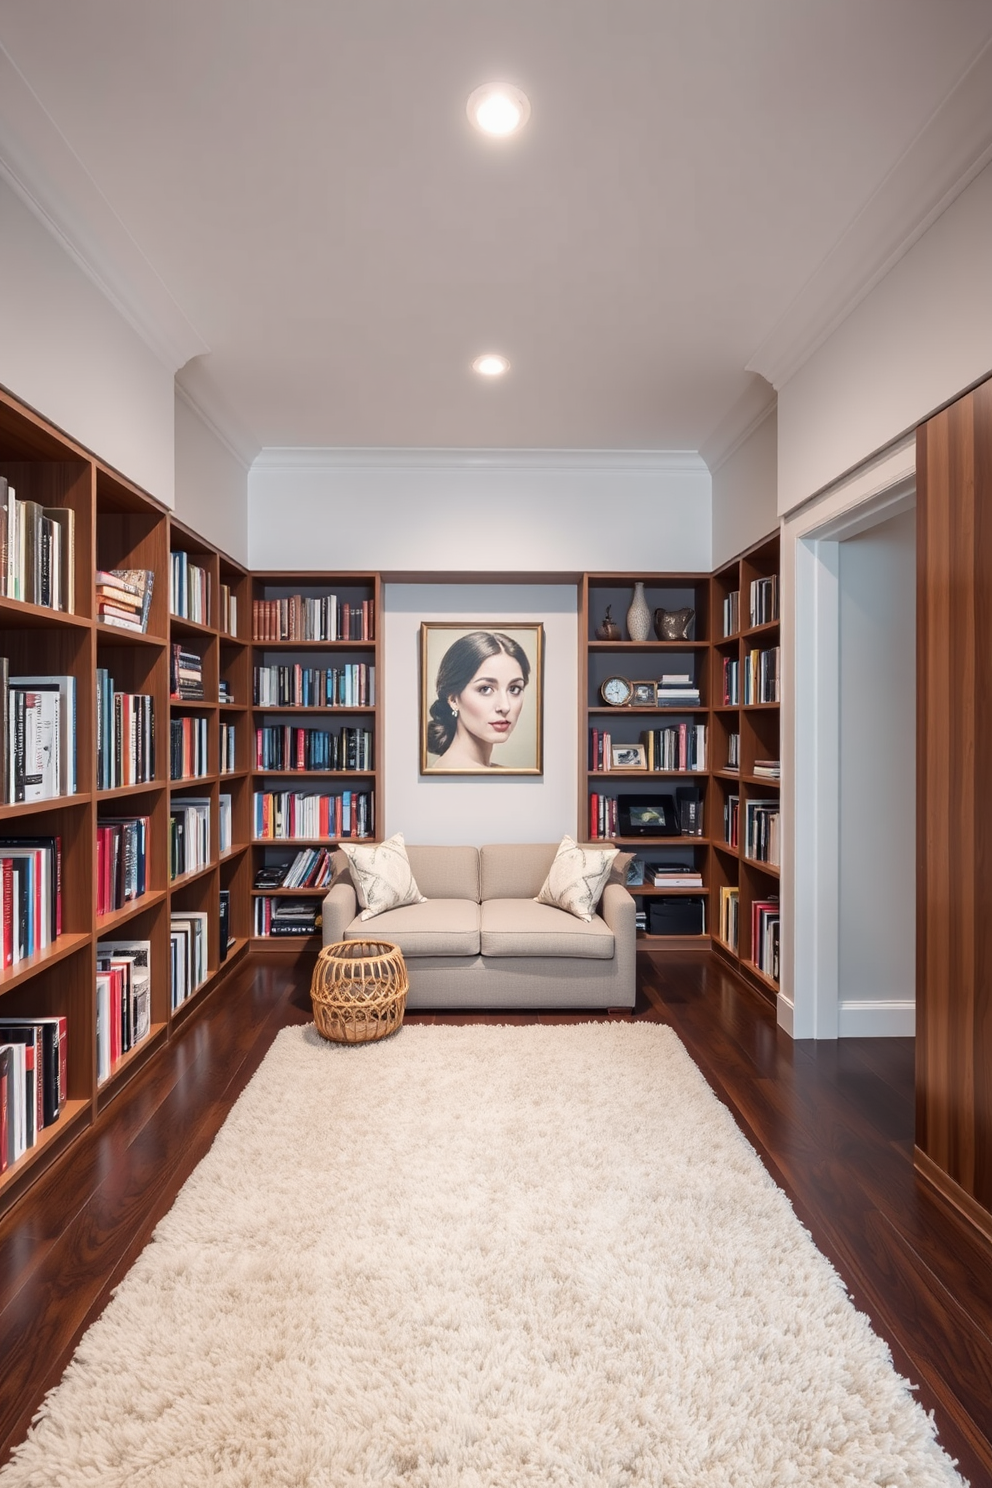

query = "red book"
(590, 793), (599, 840)
(0, 1050), (8, 1173)
(1, 858), (12, 968)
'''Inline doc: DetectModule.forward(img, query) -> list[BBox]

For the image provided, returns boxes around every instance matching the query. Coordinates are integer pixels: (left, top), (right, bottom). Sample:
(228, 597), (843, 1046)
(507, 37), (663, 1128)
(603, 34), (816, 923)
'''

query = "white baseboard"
(837, 999), (916, 1037)
(776, 991), (795, 1036)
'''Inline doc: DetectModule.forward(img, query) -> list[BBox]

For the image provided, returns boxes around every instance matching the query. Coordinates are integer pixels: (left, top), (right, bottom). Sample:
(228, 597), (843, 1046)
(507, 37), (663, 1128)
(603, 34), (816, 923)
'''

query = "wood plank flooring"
(1, 950), (990, 1482)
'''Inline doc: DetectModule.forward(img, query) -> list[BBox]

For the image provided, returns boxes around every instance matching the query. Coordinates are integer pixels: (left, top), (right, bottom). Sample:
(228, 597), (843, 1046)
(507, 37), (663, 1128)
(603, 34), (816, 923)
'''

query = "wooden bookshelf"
(709, 532), (780, 999)
(248, 571), (382, 949)
(579, 573), (711, 945)
(0, 385), (250, 1218)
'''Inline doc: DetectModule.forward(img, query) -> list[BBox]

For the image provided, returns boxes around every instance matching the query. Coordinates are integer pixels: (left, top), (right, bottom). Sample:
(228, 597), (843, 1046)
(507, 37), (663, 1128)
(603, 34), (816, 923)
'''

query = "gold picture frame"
(420, 622), (544, 774)
(611, 743), (647, 770)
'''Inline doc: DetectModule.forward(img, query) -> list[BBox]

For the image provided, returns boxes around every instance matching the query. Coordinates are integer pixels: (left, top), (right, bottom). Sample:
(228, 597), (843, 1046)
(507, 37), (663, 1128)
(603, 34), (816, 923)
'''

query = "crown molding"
(250, 447), (710, 475)
(175, 362), (261, 470)
(747, 35), (992, 390)
(0, 42), (208, 373)
(699, 378), (777, 475)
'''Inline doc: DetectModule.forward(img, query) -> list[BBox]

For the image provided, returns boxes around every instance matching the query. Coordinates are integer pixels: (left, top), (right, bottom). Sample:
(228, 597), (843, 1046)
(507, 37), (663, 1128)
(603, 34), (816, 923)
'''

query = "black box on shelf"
(647, 897), (706, 935)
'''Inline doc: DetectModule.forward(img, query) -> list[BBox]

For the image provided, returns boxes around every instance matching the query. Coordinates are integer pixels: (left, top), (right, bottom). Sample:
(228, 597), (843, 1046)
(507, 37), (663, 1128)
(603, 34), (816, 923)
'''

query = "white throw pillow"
(535, 835), (619, 922)
(339, 833), (427, 921)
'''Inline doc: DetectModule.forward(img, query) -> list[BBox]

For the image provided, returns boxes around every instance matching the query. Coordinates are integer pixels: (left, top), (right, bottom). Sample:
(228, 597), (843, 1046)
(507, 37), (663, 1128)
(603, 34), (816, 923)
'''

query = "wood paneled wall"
(916, 375), (992, 1241)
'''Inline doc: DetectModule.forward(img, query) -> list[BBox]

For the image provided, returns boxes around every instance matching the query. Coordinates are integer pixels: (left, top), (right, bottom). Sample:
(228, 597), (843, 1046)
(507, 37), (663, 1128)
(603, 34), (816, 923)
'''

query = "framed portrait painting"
(420, 622), (544, 774)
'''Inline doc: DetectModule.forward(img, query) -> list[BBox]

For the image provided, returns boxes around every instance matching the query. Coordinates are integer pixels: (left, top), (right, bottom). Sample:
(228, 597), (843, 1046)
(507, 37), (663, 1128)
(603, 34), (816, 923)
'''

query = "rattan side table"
(310, 939), (408, 1044)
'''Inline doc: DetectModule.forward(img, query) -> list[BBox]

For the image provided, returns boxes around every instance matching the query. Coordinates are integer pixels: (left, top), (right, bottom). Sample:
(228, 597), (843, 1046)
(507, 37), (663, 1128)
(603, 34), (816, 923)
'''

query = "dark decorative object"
(654, 606), (695, 641)
(595, 605), (621, 641)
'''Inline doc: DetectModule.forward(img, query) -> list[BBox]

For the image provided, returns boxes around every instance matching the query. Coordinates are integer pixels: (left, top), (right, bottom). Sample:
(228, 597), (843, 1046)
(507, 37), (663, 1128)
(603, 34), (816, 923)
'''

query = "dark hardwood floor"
(1, 950), (991, 1482)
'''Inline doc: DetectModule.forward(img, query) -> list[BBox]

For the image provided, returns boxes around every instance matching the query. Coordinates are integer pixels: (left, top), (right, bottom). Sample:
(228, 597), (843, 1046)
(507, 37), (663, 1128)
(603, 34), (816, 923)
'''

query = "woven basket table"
(310, 939), (409, 1044)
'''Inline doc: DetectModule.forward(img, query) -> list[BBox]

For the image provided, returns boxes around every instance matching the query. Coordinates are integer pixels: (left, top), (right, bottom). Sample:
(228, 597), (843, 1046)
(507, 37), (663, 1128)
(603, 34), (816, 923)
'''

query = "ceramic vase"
(626, 581), (651, 642)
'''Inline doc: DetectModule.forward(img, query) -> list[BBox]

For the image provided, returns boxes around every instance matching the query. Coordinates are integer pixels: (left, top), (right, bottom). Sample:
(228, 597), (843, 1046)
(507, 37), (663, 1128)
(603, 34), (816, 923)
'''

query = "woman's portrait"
(420, 623), (544, 774)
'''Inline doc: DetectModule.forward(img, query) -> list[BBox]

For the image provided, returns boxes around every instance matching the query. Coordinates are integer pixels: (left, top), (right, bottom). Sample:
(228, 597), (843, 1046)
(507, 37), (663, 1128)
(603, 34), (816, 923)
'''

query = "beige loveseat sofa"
(321, 842), (636, 1010)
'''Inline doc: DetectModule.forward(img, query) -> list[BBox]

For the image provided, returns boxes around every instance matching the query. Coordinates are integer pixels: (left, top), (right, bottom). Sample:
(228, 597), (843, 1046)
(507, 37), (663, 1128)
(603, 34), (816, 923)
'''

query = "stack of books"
(753, 759), (780, 779)
(170, 644), (204, 700)
(253, 898), (321, 937)
(657, 673), (701, 707)
(96, 569), (153, 632)
(645, 862), (703, 887)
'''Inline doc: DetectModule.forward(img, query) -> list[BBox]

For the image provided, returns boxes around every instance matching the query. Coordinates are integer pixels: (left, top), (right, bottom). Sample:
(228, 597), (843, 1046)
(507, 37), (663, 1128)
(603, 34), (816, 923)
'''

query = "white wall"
(710, 406), (778, 568)
(837, 507), (915, 1033)
(174, 390), (249, 564)
(0, 175), (176, 502)
(384, 584), (576, 845)
(778, 159), (992, 515)
(248, 452), (712, 573)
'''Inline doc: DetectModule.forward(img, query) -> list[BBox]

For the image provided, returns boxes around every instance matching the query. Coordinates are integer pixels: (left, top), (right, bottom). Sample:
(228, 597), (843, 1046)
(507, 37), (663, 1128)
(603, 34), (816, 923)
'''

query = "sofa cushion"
(480, 899), (615, 959)
(535, 835), (619, 922)
(480, 843), (558, 901)
(344, 899), (480, 957)
(339, 832), (426, 920)
(406, 845), (481, 902)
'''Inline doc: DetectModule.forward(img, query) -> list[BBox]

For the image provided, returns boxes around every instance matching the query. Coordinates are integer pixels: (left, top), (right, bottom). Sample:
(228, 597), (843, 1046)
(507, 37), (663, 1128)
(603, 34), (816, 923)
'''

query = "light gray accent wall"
(711, 406), (778, 568)
(0, 175), (176, 502)
(174, 391), (249, 564)
(837, 507), (915, 1013)
(384, 584), (577, 846)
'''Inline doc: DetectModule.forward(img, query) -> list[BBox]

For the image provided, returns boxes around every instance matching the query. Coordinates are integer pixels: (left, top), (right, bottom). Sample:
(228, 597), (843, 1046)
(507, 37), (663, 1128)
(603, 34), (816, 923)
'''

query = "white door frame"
(779, 438), (916, 1039)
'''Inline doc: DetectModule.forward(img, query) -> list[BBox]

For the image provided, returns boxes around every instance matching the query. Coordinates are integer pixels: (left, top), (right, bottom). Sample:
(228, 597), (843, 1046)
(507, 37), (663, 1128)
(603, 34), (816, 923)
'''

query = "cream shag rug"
(2, 1023), (965, 1488)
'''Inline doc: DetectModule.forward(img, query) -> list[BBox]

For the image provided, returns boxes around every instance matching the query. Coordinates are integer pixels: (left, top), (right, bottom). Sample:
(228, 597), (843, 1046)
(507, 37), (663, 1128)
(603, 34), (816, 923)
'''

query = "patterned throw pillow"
(535, 835), (619, 922)
(339, 833), (427, 922)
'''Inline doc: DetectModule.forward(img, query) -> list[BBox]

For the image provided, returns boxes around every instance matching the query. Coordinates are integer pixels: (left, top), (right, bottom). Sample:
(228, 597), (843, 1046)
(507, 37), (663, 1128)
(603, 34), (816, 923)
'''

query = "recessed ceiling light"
(472, 353), (510, 377)
(466, 83), (531, 137)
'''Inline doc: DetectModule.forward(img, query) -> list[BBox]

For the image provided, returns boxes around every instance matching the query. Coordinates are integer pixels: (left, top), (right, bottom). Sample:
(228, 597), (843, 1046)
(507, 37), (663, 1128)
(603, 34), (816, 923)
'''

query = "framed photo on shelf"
(625, 858), (645, 887)
(611, 743), (647, 770)
(631, 680), (657, 706)
(420, 622), (544, 775)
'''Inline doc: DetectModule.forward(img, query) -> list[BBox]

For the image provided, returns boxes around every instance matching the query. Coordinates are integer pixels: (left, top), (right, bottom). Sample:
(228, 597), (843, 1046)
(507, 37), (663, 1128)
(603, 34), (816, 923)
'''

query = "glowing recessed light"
(466, 83), (531, 137)
(472, 353), (510, 377)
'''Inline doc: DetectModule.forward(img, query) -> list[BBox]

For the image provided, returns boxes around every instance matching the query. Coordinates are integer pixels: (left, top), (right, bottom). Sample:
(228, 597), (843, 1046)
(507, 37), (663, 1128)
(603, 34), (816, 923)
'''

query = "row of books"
(589, 724), (707, 774)
(170, 551), (210, 625)
(722, 589), (740, 638)
(588, 793), (620, 841)
(0, 478), (75, 612)
(0, 1016), (68, 1173)
(220, 722), (237, 774)
(1, 836), (61, 969)
(251, 595), (374, 642)
(96, 817), (148, 916)
(252, 790), (373, 840)
(2, 666), (77, 802)
(171, 912), (208, 1009)
(96, 940), (152, 1084)
(750, 575), (779, 628)
(643, 861), (703, 887)
(727, 731), (740, 771)
(170, 800), (210, 879)
(96, 671), (155, 790)
(254, 846), (337, 891)
(752, 899), (780, 981)
(745, 800), (781, 866)
(96, 569), (153, 633)
(170, 644), (204, 700)
(219, 793), (232, 855)
(254, 725), (373, 772)
(253, 897), (322, 937)
(725, 795), (740, 850)
(742, 646), (780, 705)
(252, 664), (375, 709)
(719, 885), (740, 951)
(170, 716), (208, 780)
(219, 583), (238, 639)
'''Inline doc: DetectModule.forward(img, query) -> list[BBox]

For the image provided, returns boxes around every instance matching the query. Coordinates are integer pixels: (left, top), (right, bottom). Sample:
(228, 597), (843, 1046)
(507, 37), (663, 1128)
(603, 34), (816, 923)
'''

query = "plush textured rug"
(2, 1023), (965, 1487)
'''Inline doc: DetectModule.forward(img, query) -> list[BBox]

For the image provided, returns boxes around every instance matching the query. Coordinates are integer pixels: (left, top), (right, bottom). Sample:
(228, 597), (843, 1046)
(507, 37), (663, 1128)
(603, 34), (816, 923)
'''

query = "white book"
(97, 940), (152, 1049)
(10, 675), (76, 794)
(16, 690), (59, 802)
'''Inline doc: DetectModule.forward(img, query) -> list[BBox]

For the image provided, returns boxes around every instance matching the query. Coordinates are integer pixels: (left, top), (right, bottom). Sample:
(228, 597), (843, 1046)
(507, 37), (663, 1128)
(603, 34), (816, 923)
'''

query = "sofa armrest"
(322, 881), (358, 946)
(599, 882), (637, 1003)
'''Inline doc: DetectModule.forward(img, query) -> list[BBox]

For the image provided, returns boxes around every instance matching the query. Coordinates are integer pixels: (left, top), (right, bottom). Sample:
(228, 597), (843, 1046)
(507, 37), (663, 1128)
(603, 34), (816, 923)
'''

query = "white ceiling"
(1, 1), (992, 461)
